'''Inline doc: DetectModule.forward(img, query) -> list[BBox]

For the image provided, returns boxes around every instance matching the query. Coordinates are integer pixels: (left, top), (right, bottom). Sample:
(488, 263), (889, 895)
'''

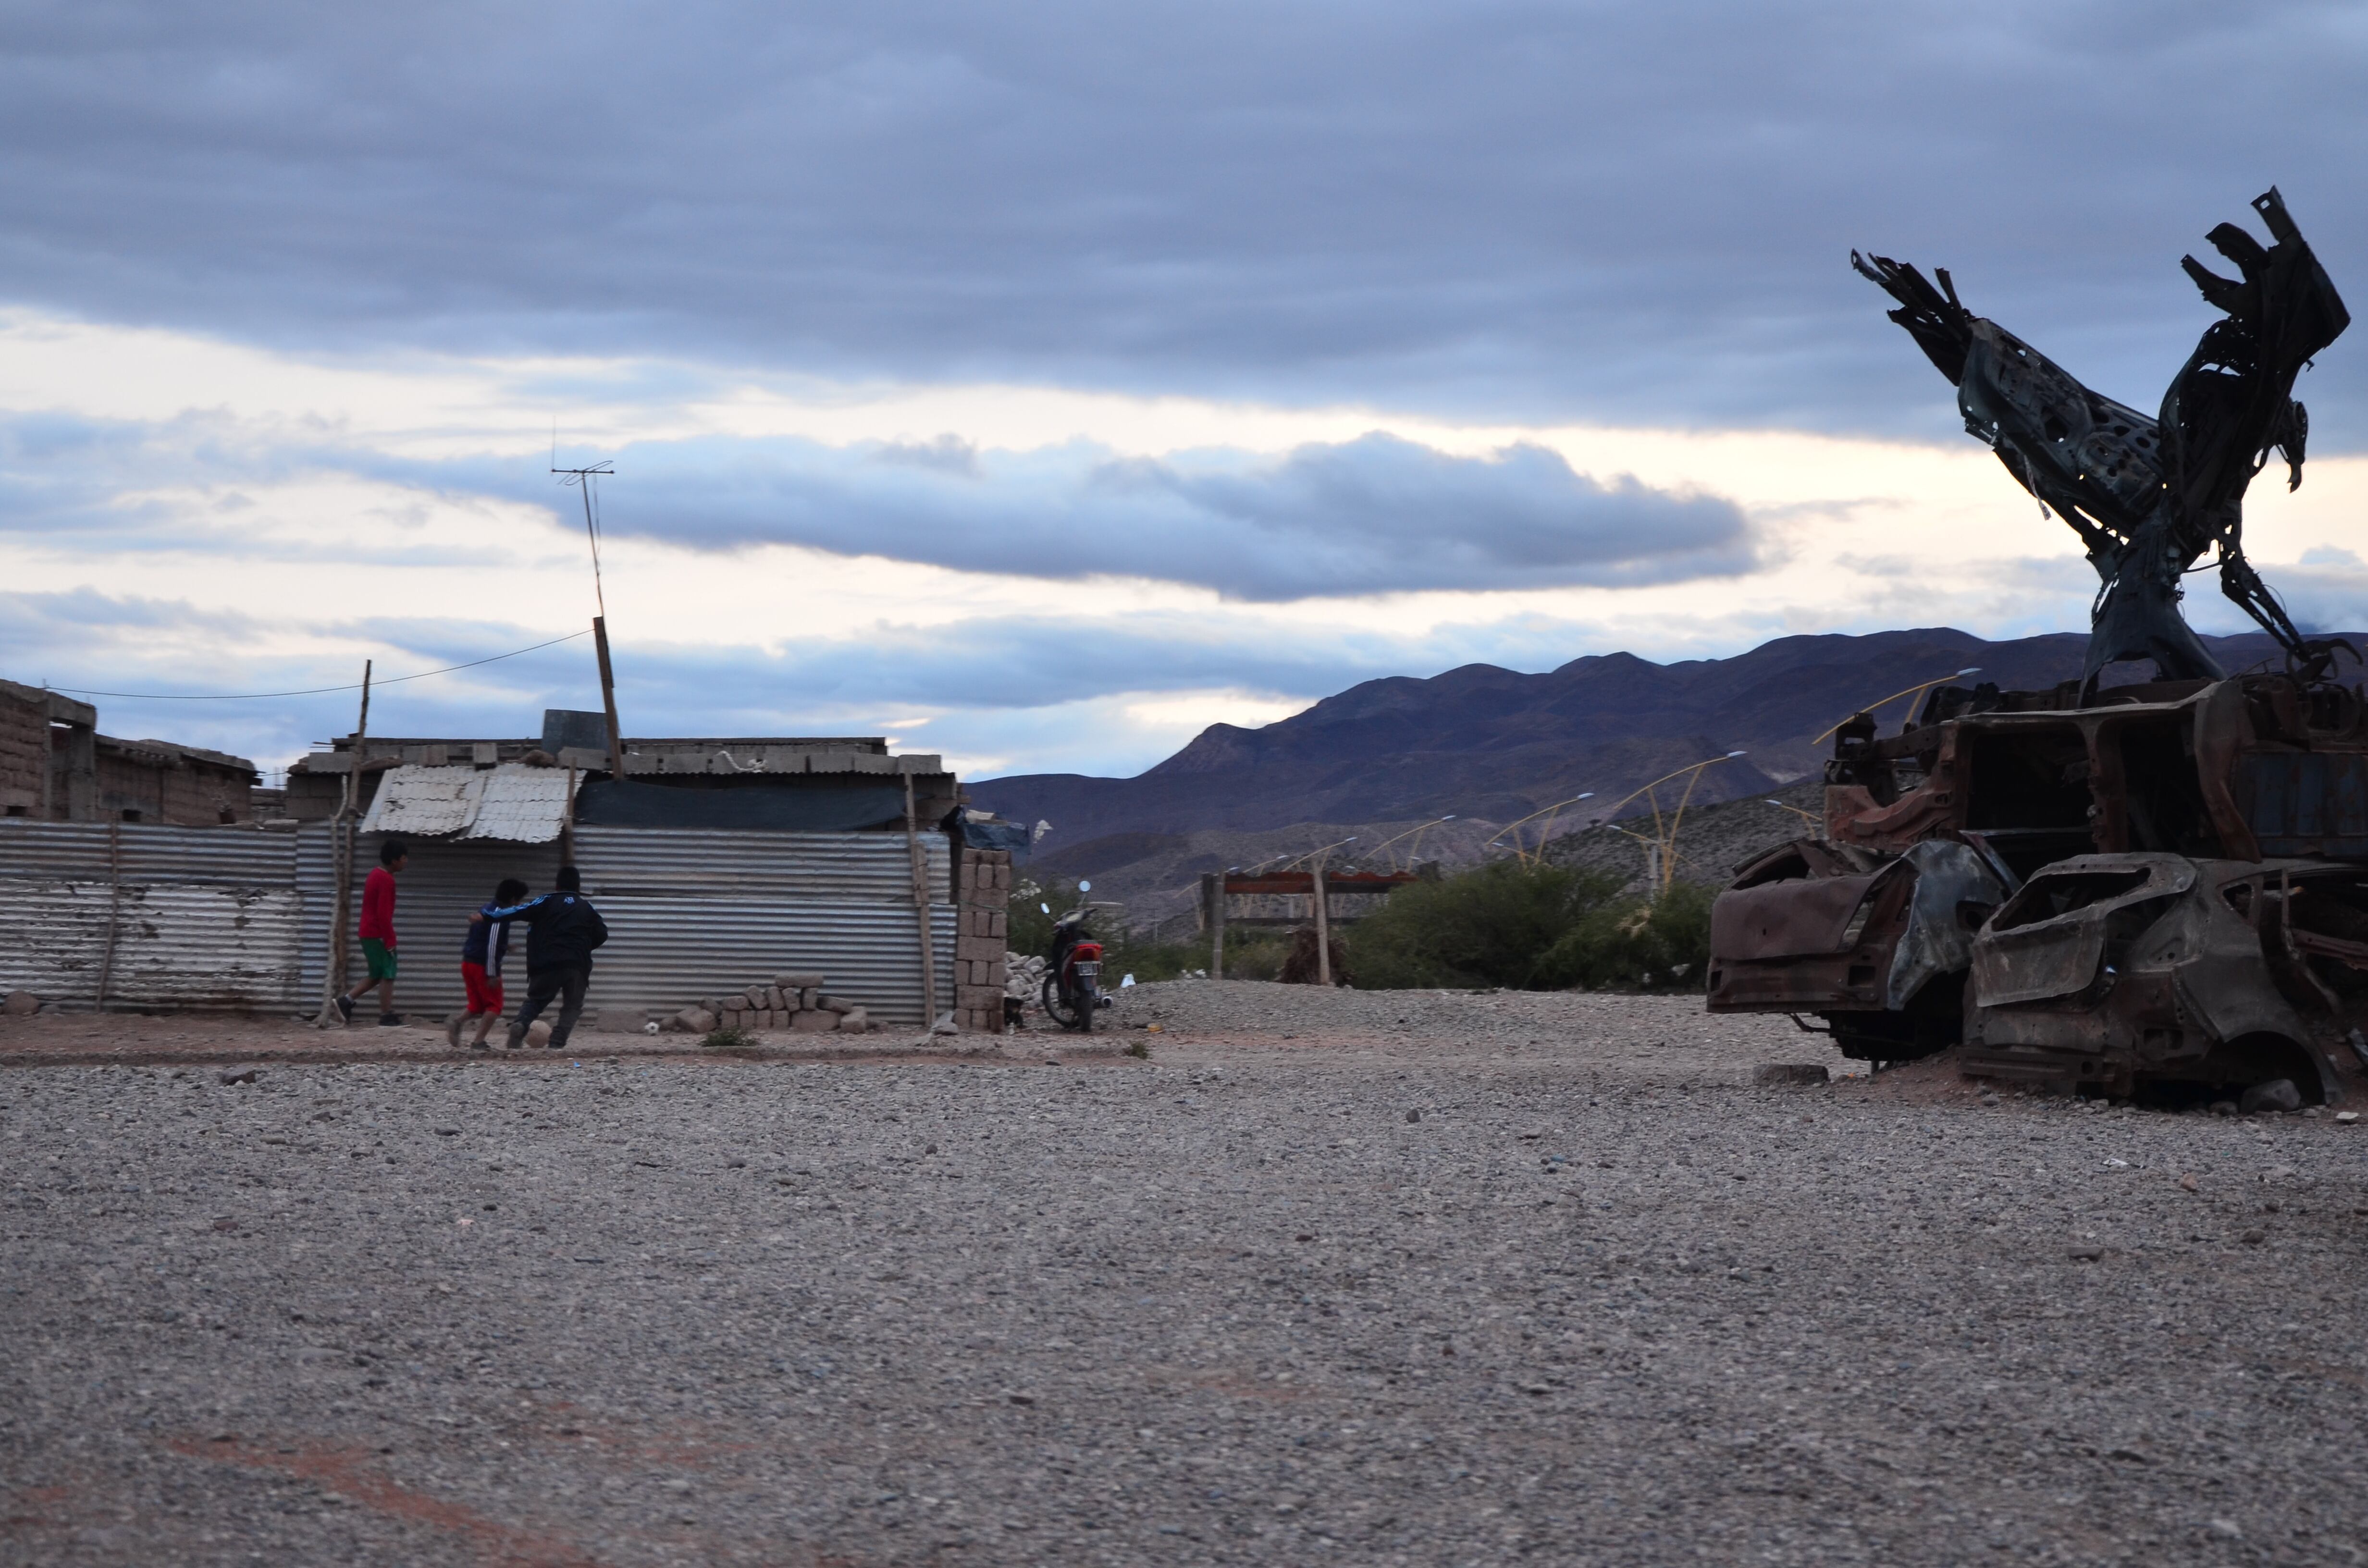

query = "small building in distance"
(0, 678), (261, 825)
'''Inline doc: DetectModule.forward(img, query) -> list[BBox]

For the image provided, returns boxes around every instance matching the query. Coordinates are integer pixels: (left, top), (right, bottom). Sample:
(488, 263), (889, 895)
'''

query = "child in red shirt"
(336, 838), (409, 1026)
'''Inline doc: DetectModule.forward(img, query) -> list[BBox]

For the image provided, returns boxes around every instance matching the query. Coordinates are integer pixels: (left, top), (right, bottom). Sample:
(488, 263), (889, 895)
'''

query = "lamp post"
(1366, 814), (1457, 872)
(1811, 666), (1983, 745)
(1484, 794), (1594, 866)
(1582, 751), (1751, 897)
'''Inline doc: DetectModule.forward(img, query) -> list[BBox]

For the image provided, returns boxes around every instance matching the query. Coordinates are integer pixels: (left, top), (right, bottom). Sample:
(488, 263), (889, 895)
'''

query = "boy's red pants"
(461, 962), (504, 1015)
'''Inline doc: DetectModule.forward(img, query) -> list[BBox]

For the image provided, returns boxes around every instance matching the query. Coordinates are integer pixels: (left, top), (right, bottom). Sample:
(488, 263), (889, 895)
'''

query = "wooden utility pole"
(1311, 851), (1333, 987)
(593, 616), (625, 778)
(95, 821), (123, 1012)
(902, 774), (941, 1027)
(554, 458), (625, 779)
(560, 765), (579, 865)
(1203, 871), (1227, 979)
(320, 661), (371, 1024)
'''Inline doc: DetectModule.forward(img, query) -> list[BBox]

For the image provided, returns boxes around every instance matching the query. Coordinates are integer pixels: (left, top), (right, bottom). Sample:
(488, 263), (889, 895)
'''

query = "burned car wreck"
(1710, 190), (2368, 1102)
(1967, 854), (2368, 1102)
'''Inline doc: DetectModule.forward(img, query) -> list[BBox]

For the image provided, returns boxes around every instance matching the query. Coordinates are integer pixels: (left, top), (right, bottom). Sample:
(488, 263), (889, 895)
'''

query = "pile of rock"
(1005, 953), (1046, 1006)
(665, 973), (873, 1036)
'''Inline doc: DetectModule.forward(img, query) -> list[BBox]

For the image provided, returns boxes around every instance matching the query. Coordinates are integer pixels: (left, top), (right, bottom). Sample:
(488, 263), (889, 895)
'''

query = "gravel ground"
(7, 981), (2368, 1565)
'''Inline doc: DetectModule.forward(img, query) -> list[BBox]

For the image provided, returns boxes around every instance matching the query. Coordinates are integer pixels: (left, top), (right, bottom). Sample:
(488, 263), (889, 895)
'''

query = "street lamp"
(1812, 666), (1983, 744)
(1484, 794), (1593, 866)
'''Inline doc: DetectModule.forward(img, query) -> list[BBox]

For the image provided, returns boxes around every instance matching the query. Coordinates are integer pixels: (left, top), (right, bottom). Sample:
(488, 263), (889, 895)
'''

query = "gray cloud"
(0, 584), (1617, 773)
(0, 3), (2360, 438)
(0, 410), (1755, 600)
(573, 430), (1756, 599)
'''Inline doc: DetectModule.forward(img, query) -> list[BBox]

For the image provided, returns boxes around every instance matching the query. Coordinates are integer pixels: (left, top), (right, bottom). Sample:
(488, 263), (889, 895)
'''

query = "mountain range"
(971, 627), (2315, 859)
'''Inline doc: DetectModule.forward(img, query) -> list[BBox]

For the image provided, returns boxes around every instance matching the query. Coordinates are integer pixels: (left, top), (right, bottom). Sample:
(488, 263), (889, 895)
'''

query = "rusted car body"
(1708, 672), (2368, 1080)
(1967, 854), (2368, 1102)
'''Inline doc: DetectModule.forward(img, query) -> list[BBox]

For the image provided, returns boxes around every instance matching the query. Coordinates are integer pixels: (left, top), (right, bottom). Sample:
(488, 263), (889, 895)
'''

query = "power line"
(45, 629), (593, 701)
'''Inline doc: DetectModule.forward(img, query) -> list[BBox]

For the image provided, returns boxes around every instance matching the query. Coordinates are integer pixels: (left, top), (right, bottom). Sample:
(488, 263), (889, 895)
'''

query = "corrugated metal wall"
(0, 820), (957, 1024)
(573, 826), (954, 1025)
(294, 827), (565, 1016)
(294, 824), (955, 1026)
(0, 822), (303, 1011)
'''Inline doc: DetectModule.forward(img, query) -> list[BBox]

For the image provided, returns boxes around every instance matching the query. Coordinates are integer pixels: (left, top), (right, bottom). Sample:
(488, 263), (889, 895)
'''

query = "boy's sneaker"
(470, 1038), (491, 1052)
(444, 1015), (465, 1048)
(335, 995), (355, 1024)
(376, 1013), (405, 1027)
(503, 1027), (525, 1051)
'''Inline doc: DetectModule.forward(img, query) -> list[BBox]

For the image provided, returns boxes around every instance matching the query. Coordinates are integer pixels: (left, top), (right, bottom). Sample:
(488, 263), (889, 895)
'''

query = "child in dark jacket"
(477, 866), (609, 1051)
(447, 877), (529, 1050)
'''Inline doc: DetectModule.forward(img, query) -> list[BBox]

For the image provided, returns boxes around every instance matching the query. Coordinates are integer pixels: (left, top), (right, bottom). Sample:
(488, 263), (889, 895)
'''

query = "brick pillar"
(954, 847), (1012, 1032)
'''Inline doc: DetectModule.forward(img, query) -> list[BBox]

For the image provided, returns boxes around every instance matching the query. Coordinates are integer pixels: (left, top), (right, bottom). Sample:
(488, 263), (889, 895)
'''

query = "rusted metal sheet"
(1223, 871), (1417, 896)
(1711, 869), (1888, 961)
(2234, 752), (2368, 857)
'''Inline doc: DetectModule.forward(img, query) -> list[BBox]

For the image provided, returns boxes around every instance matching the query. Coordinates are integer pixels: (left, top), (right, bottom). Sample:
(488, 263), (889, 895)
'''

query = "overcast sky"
(4, 0), (2367, 780)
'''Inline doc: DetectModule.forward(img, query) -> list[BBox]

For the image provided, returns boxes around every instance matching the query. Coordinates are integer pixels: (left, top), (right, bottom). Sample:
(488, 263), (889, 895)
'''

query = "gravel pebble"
(5, 982), (2368, 1563)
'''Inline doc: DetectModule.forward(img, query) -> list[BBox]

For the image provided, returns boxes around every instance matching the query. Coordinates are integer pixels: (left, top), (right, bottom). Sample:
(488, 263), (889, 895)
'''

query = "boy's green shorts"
(361, 938), (398, 981)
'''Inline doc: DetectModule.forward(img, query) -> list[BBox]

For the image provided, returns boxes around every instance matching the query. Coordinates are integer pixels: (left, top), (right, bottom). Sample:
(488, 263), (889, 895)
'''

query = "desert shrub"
(1531, 878), (1713, 991)
(1217, 931), (1294, 981)
(1344, 859), (1711, 992)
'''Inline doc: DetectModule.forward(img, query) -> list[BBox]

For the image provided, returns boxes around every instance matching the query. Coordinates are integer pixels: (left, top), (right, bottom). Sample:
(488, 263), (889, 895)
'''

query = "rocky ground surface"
(7, 982), (2368, 1565)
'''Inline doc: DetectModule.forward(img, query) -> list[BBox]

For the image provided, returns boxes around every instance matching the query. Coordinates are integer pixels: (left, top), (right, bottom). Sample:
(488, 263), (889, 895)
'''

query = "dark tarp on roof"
(959, 816), (1034, 855)
(572, 778), (906, 833)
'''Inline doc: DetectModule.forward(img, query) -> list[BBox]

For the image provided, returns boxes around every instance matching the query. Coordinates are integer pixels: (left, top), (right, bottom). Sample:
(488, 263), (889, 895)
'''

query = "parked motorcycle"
(1042, 893), (1109, 1032)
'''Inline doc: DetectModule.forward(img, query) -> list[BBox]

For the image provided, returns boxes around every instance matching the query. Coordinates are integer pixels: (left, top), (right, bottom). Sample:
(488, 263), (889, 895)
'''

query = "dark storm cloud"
(0, 2), (2362, 437)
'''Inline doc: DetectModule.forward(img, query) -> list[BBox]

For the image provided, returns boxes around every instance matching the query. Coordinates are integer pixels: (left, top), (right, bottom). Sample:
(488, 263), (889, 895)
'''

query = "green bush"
(1343, 858), (1711, 992)
(1533, 878), (1712, 991)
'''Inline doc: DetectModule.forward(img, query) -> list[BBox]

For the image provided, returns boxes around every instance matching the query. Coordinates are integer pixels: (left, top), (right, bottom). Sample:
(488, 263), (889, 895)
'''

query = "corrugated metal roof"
(357, 763), (569, 844)
(359, 765), (487, 837)
(461, 767), (572, 844)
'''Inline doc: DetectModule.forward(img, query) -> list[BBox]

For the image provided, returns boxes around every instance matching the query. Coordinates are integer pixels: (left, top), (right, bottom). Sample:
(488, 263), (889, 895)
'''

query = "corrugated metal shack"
(0, 716), (1013, 1029)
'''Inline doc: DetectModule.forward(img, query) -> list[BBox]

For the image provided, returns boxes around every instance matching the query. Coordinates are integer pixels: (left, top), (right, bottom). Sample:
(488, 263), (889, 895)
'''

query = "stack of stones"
(1004, 952), (1047, 1005)
(668, 973), (871, 1036)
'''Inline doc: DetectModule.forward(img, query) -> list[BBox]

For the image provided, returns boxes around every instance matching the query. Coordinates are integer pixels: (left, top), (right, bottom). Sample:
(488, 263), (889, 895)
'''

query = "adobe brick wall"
(94, 747), (256, 826)
(954, 846), (1011, 1032)
(0, 685), (45, 816)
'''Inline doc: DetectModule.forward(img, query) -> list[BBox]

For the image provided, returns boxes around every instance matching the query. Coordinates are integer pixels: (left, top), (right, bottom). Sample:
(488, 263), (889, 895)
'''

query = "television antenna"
(551, 445), (625, 777)
(552, 455), (616, 617)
